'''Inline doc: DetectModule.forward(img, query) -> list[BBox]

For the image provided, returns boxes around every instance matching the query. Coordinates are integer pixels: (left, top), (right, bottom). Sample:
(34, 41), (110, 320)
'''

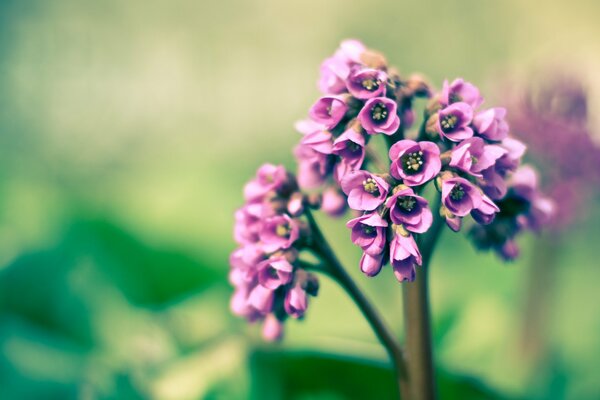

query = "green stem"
(402, 198), (444, 400)
(304, 208), (410, 400)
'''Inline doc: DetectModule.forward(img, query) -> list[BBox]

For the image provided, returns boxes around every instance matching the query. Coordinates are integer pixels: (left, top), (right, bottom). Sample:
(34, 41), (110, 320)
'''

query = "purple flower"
(309, 96), (348, 129)
(346, 68), (387, 99)
(262, 314), (284, 341)
(257, 257), (294, 290)
(346, 212), (388, 255)
(332, 127), (366, 180)
(389, 140), (441, 186)
(389, 234), (422, 282)
(340, 170), (389, 211)
(259, 214), (300, 252)
(358, 97), (400, 135)
(473, 107), (509, 141)
(318, 56), (350, 95)
(294, 144), (331, 189)
(441, 177), (483, 217)
(360, 252), (385, 277)
(441, 78), (483, 108)
(336, 39), (367, 64)
(321, 186), (347, 217)
(510, 166), (555, 231)
(247, 284), (275, 314)
(385, 187), (432, 233)
(437, 102), (474, 141)
(243, 164), (289, 203)
(479, 137), (527, 199)
(471, 194), (500, 225)
(234, 203), (272, 245)
(449, 137), (507, 177)
(295, 118), (325, 136)
(284, 280), (308, 318)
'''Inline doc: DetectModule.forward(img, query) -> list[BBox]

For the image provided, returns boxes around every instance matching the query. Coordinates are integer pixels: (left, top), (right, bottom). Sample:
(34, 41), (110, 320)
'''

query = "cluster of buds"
(231, 164), (318, 340)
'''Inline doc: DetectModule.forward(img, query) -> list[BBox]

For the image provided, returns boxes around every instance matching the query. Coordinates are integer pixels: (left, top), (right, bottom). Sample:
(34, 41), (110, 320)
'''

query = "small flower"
(509, 166), (555, 231)
(247, 284), (275, 314)
(441, 177), (483, 217)
(473, 107), (509, 141)
(259, 214), (300, 252)
(389, 140), (441, 186)
(471, 194), (500, 225)
(318, 56), (350, 95)
(358, 97), (400, 135)
(321, 186), (347, 217)
(340, 170), (389, 211)
(234, 203), (272, 245)
(257, 257), (294, 290)
(360, 252), (385, 277)
(243, 163), (290, 203)
(440, 78), (483, 108)
(347, 212), (388, 255)
(346, 68), (387, 99)
(385, 187), (433, 234)
(389, 233), (422, 282)
(262, 314), (284, 341)
(437, 102), (474, 141)
(309, 96), (348, 129)
(294, 144), (332, 189)
(332, 127), (366, 180)
(449, 137), (507, 177)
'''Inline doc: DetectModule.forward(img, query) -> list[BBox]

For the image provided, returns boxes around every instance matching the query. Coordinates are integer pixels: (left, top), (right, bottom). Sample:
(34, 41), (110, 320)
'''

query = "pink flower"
(385, 187), (432, 233)
(321, 186), (347, 217)
(389, 140), (441, 186)
(257, 257), (294, 290)
(440, 78), (483, 108)
(389, 234), (422, 282)
(473, 107), (509, 141)
(332, 127), (366, 180)
(284, 281), (308, 318)
(358, 97), (400, 135)
(309, 96), (348, 129)
(340, 170), (389, 211)
(259, 214), (300, 253)
(243, 164), (290, 203)
(262, 314), (284, 341)
(346, 212), (388, 255)
(449, 137), (507, 177)
(360, 252), (385, 277)
(346, 68), (387, 99)
(437, 102), (474, 142)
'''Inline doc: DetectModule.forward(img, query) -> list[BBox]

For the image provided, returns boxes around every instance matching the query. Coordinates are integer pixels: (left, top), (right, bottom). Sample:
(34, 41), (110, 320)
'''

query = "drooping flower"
(385, 186), (432, 233)
(347, 212), (388, 255)
(389, 140), (441, 186)
(358, 97), (400, 135)
(441, 177), (484, 217)
(332, 127), (366, 180)
(360, 252), (385, 277)
(437, 102), (474, 141)
(389, 233), (422, 282)
(257, 256), (294, 290)
(321, 186), (347, 217)
(340, 170), (389, 211)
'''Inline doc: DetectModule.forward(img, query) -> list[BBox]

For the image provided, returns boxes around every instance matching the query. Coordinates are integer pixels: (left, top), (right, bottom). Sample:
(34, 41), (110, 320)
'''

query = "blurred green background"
(1, 0), (600, 398)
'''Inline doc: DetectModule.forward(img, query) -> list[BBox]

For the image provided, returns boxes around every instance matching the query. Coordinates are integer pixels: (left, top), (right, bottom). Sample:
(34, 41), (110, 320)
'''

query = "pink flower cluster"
(293, 40), (430, 216)
(291, 40), (554, 279)
(231, 164), (318, 340)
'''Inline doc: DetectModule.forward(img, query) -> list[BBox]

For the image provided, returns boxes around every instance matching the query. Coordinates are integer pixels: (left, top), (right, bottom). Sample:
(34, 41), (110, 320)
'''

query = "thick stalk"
(402, 205), (444, 400)
(305, 209), (410, 400)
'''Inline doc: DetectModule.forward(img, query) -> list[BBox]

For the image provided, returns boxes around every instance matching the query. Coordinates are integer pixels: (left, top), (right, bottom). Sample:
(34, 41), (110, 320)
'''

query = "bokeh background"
(1, 0), (600, 399)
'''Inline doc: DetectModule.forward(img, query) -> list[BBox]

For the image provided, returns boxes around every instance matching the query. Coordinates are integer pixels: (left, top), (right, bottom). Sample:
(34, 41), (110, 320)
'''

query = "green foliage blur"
(1, 0), (600, 398)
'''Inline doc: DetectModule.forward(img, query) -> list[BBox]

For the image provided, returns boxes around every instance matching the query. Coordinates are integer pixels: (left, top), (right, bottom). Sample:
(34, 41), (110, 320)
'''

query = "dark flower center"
(401, 151), (424, 174)
(449, 93), (462, 103)
(361, 78), (380, 91)
(450, 183), (465, 201)
(268, 267), (279, 278)
(371, 103), (388, 121)
(275, 223), (290, 237)
(397, 196), (417, 212)
(362, 178), (380, 195)
(361, 224), (376, 235)
(347, 141), (361, 153)
(440, 114), (458, 132)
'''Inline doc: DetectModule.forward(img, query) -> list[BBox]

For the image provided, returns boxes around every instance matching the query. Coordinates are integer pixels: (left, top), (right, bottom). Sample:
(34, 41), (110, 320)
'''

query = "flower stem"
(402, 202), (444, 400)
(304, 208), (410, 399)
